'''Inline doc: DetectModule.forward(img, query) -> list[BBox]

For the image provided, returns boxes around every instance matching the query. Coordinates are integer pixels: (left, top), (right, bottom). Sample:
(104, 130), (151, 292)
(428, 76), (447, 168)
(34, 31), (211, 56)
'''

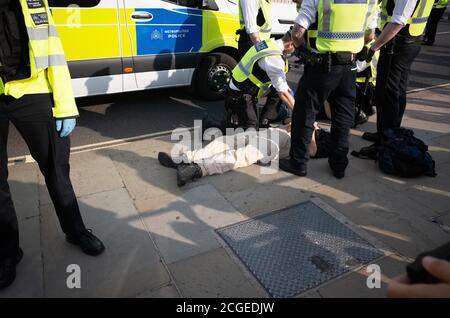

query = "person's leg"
(10, 94), (86, 238)
(0, 108), (20, 261)
(327, 65), (356, 177)
(198, 135), (264, 176)
(290, 64), (340, 166)
(424, 8), (445, 45)
(243, 93), (258, 129)
(260, 87), (281, 125)
(395, 41), (421, 127)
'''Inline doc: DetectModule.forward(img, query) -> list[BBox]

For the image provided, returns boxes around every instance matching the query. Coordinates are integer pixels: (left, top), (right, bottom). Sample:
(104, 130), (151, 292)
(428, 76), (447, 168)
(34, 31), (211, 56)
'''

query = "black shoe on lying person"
(66, 229), (105, 256)
(158, 152), (180, 169)
(177, 164), (203, 187)
(0, 249), (23, 291)
(279, 158), (307, 177)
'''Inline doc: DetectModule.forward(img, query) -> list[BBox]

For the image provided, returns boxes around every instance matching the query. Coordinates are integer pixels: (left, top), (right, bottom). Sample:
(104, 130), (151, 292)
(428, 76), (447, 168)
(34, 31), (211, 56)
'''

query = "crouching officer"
(0, 0), (104, 290)
(280, 0), (370, 179)
(225, 32), (296, 129)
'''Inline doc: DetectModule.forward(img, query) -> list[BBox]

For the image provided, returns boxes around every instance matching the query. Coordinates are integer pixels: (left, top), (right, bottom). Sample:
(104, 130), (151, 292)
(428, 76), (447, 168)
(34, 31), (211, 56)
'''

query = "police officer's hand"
(56, 118), (76, 138)
(387, 257), (450, 298)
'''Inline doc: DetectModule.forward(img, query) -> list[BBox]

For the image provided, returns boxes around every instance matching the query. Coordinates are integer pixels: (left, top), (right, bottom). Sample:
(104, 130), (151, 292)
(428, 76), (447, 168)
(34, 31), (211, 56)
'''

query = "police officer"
(279, 0), (371, 179)
(236, 0), (280, 126)
(237, 0), (273, 58)
(0, 0), (104, 290)
(359, 0), (434, 154)
(226, 32), (296, 130)
(423, 0), (448, 45)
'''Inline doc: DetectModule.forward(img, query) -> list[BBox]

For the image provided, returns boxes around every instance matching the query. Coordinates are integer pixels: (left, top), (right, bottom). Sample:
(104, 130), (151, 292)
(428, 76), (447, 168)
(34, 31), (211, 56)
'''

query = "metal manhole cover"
(217, 201), (384, 298)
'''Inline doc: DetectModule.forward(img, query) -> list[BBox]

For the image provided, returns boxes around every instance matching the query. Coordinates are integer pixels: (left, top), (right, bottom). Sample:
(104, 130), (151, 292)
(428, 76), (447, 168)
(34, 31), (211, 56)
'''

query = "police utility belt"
(302, 51), (355, 74)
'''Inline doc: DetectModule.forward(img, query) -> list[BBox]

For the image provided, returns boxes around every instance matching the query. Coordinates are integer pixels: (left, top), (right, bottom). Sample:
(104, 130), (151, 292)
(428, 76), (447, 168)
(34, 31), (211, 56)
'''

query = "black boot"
(355, 110), (368, 126)
(279, 158), (307, 177)
(358, 143), (378, 160)
(177, 164), (203, 187)
(66, 229), (105, 256)
(0, 249), (23, 291)
(329, 161), (348, 179)
(158, 152), (179, 169)
(362, 132), (378, 142)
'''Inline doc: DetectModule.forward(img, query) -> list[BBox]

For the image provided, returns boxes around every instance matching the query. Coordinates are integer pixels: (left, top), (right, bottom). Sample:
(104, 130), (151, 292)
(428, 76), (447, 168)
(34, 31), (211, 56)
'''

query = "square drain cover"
(217, 200), (384, 298)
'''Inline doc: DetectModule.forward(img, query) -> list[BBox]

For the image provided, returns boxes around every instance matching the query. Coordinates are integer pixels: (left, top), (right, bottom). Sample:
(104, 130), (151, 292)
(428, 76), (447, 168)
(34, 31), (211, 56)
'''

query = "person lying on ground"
(159, 123), (330, 187)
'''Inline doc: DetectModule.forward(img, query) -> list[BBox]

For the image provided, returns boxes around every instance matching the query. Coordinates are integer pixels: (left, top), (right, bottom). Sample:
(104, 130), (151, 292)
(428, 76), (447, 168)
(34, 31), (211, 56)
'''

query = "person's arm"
(240, 0), (261, 44)
(278, 90), (296, 109)
(292, 0), (317, 47)
(261, 56), (294, 108)
(370, 0), (418, 51)
(370, 23), (404, 50)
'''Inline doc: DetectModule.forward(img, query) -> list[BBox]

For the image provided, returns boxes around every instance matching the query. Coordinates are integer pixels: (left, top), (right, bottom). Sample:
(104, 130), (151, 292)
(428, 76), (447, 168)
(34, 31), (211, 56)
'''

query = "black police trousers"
(375, 38), (421, 133)
(0, 93), (86, 260)
(424, 7), (446, 45)
(290, 62), (356, 168)
(225, 88), (281, 129)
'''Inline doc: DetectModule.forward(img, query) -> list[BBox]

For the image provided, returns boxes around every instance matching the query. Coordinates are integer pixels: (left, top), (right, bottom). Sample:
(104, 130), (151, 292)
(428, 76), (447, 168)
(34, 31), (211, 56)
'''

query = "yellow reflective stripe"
(242, 49), (282, 72)
(34, 54), (67, 69)
(417, 0), (429, 17)
(26, 25), (59, 40)
(322, 0), (331, 32)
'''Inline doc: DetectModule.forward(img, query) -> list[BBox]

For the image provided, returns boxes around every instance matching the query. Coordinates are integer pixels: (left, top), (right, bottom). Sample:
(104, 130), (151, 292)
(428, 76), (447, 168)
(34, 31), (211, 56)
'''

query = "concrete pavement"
(1, 83), (449, 298)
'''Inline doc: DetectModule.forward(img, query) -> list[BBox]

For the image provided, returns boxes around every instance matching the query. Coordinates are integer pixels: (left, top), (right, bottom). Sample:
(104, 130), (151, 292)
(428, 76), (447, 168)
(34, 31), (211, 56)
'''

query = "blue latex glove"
(56, 118), (76, 138)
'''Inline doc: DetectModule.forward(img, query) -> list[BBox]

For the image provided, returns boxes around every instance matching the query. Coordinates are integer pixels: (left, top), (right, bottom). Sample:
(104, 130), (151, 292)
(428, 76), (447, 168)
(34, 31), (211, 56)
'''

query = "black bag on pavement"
(378, 128), (437, 178)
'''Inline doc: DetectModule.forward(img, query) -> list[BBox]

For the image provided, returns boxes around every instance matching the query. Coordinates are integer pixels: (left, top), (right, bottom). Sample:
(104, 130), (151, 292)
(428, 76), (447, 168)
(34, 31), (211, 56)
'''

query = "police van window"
(48, 0), (101, 7)
(165, 0), (219, 10)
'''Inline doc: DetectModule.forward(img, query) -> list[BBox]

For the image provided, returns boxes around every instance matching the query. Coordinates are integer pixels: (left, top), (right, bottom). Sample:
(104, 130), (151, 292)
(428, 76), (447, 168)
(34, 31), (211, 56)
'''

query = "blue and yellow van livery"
(49, 0), (296, 100)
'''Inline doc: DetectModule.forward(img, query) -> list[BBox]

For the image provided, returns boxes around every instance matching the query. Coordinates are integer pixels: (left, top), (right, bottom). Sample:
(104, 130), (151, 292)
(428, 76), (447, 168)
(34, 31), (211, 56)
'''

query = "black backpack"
(378, 128), (437, 178)
(352, 128), (437, 178)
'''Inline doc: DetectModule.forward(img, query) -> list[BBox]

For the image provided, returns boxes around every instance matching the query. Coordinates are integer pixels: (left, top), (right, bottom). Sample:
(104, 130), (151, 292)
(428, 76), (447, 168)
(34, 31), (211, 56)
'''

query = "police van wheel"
(195, 53), (237, 101)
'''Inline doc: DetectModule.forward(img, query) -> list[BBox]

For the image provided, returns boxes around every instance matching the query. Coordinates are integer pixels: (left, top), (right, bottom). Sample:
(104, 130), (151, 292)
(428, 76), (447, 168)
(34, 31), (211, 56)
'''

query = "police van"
(48, 0), (297, 100)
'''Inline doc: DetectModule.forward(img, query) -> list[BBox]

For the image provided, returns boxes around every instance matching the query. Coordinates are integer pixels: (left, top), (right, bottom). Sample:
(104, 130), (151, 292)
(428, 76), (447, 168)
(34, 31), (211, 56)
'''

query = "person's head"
(282, 30), (295, 55)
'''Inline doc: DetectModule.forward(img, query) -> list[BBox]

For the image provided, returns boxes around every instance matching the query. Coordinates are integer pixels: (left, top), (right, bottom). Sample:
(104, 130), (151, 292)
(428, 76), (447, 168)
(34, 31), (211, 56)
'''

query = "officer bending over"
(225, 32), (296, 129)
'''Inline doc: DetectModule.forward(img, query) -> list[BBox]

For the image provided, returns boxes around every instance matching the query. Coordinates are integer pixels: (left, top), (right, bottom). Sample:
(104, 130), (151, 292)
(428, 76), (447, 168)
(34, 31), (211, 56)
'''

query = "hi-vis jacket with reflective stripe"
(0, 0), (78, 119)
(380, 0), (435, 36)
(307, 0), (377, 53)
(433, 0), (448, 9)
(232, 39), (288, 97)
(239, 0), (273, 40)
(307, 0), (369, 54)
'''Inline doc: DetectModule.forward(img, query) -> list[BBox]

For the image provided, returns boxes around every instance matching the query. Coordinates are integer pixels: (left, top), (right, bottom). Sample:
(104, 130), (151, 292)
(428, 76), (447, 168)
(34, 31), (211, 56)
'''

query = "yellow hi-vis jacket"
(307, 0), (369, 54)
(239, 0), (273, 41)
(380, 0), (435, 36)
(434, 0), (448, 9)
(232, 39), (288, 98)
(0, 0), (78, 119)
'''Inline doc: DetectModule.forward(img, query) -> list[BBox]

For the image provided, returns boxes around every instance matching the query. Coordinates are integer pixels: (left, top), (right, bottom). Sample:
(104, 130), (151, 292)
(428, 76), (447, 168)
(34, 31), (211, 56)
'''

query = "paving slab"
(101, 144), (186, 209)
(309, 174), (450, 258)
(169, 248), (267, 298)
(136, 284), (181, 298)
(223, 182), (312, 218)
(0, 216), (44, 298)
(8, 163), (39, 221)
(138, 184), (246, 264)
(38, 151), (124, 205)
(41, 188), (170, 297)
